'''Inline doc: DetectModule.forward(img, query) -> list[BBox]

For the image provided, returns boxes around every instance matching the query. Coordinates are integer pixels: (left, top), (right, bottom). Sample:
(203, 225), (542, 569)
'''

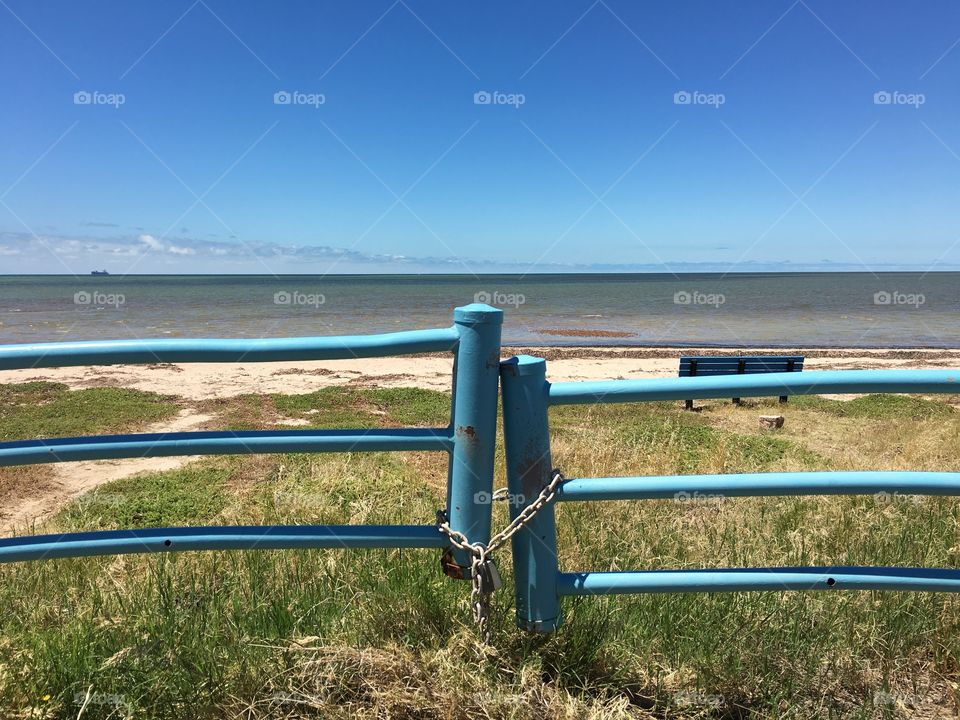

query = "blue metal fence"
(0, 304), (502, 576)
(4, 311), (960, 637)
(500, 354), (960, 632)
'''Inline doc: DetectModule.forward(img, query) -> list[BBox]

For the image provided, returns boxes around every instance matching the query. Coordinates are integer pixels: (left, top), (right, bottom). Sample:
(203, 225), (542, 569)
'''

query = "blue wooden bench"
(679, 355), (804, 410)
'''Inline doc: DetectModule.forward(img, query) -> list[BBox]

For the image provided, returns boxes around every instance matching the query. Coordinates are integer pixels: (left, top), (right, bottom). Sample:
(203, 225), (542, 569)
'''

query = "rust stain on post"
(456, 425), (477, 441)
(516, 443), (549, 500)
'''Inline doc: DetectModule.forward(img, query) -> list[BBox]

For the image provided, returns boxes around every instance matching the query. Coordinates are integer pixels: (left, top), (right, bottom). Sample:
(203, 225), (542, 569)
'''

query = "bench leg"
(685, 399), (693, 411)
(733, 360), (745, 406)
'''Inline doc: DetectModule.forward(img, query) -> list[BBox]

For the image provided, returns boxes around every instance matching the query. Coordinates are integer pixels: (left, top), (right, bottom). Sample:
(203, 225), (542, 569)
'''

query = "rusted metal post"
(500, 355), (561, 631)
(444, 303), (503, 576)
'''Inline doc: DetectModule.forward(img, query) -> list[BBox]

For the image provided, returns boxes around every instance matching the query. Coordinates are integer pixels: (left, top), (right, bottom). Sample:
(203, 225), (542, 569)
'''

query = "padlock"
(474, 557), (503, 593)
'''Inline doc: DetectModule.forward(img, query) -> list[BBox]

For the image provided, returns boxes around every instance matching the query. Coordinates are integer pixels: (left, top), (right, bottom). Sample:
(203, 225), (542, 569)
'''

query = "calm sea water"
(0, 273), (957, 348)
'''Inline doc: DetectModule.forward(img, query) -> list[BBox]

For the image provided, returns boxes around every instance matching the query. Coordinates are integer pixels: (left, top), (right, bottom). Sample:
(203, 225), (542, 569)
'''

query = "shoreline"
(2, 346), (958, 400)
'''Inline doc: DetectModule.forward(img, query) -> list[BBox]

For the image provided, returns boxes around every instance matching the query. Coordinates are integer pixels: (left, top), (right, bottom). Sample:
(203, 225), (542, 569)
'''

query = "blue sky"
(1, 1), (960, 274)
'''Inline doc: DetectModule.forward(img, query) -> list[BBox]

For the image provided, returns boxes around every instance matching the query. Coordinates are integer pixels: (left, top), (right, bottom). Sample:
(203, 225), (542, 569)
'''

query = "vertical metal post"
(500, 355), (561, 631)
(445, 303), (503, 576)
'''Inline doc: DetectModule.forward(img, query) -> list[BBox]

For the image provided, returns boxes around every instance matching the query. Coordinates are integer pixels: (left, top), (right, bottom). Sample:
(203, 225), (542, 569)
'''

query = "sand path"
(1, 408), (211, 533)
(2, 346), (959, 531)
(2, 347), (958, 400)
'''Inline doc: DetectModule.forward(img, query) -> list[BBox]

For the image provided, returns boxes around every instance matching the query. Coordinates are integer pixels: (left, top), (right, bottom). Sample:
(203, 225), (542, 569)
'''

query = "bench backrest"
(679, 355), (804, 377)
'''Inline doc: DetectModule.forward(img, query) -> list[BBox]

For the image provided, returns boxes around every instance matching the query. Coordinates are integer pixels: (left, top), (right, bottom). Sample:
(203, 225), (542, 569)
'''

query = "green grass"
(272, 386), (451, 427)
(57, 465), (231, 529)
(1, 387), (960, 718)
(792, 393), (956, 420)
(0, 382), (177, 440)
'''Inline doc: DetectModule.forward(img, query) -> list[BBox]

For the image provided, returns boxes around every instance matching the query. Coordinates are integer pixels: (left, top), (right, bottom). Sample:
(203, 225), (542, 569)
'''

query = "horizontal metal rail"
(0, 326), (461, 370)
(556, 471), (960, 502)
(0, 525), (448, 563)
(557, 567), (960, 595)
(0, 428), (453, 466)
(548, 369), (960, 405)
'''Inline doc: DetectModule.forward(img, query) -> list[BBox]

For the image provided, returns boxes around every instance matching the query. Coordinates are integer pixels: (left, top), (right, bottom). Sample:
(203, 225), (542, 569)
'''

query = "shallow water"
(1, 273), (957, 347)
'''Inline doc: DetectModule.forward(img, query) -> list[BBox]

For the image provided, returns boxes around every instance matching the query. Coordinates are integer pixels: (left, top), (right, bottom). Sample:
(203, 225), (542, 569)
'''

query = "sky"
(1, 1), (960, 275)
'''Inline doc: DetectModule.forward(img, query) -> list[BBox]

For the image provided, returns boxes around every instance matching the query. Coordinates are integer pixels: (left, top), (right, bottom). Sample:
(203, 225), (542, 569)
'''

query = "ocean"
(0, 273), (957, 348)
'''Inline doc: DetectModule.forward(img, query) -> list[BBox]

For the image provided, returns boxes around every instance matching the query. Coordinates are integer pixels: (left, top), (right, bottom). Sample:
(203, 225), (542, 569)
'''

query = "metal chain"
(437, 468), (565, 643)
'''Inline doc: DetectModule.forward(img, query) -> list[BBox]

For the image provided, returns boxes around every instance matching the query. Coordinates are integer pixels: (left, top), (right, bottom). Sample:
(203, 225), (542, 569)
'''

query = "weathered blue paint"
(556, 471), (960, 502)
(445, 304), (503, 573)
(557, 567), (960, 596)
(504, 354), (960, 634)
(0, 326), (460, 370)
(0, 306), (500, 582)
(548, 369), (959, 405)
(0, 428), (453, 467)
(9, 314), (960, 638)
(0, 525), (448, 564)
(500, 355), (561, 631)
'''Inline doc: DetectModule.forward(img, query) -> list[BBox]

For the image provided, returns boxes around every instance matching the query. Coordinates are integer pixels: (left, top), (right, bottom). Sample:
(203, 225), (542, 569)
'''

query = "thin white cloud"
(0, 230), (957, 273)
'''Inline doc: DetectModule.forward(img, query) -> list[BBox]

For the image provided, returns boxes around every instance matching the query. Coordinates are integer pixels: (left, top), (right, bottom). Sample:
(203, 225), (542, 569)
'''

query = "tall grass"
(0, 384), (958, 718)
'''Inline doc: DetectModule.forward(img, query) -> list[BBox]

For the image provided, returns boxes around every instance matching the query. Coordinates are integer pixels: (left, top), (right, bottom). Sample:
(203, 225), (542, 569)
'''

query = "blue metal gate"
(500, 354), (960, 632)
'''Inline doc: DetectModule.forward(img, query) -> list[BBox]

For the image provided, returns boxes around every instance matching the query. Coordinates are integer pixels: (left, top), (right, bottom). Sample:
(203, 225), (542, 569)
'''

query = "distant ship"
(90, 270), (110, 276)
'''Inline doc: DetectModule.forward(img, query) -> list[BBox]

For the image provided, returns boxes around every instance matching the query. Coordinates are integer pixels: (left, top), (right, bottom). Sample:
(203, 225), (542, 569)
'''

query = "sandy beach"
(1, 346), (959, 399)
(3, 345), (958, 532)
